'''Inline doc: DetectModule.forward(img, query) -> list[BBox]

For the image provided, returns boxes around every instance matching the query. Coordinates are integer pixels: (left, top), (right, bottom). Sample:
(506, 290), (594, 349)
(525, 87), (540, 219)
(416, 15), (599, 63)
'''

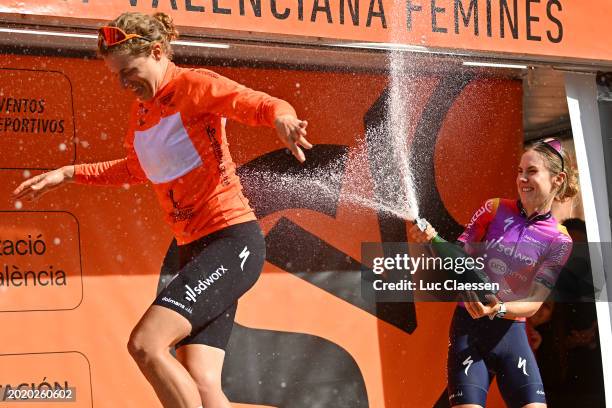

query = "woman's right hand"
(274, 114), (312, 163)
(12, 166), (74, 202)
(407, 221), (437, 243)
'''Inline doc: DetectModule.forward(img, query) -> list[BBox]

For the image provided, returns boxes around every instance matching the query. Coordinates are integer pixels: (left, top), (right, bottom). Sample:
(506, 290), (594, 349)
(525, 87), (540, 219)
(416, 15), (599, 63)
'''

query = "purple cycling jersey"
(458, 198), (572, 301)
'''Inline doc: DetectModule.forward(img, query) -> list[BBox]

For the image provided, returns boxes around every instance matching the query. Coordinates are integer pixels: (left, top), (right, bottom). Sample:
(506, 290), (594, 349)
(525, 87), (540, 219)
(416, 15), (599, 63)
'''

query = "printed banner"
(0, 211), (82, 311)
(0, 352), (91, 407)
(1, 1), (612, 61)
(0, 68), (75, 169)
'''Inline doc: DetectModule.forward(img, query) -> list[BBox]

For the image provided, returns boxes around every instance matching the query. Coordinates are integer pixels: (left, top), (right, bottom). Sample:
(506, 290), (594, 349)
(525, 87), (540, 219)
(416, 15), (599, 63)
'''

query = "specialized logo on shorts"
(183, 265), (228, 303)
(462, 355), (473, 376)
(239, 246), (250, 271)
(518, 357), (529, 376)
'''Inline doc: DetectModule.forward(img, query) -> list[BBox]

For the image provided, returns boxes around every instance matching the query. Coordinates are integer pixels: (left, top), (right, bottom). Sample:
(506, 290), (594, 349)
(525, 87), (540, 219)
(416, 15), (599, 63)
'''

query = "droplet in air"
(59, 143), (67, 151)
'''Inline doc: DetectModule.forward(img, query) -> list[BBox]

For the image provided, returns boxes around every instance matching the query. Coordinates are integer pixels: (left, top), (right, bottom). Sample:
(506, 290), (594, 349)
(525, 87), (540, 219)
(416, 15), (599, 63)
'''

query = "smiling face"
(103, 45), (166, 101)
(517, 149), (564, 214)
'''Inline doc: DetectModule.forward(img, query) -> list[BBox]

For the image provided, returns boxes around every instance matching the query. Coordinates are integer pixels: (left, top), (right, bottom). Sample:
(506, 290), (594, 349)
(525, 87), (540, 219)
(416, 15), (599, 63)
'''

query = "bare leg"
(176, 344), (231, 408)
(128, 305), (202, 408)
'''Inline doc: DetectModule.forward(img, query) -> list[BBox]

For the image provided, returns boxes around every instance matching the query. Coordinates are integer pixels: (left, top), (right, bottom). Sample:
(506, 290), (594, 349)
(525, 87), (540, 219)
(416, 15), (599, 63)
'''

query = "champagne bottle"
(415, 218), (496, 303)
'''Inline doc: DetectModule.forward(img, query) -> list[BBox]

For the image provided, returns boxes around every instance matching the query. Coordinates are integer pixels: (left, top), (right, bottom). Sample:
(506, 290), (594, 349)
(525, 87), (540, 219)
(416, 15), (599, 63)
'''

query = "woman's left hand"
(463, 292), (500, 319)
(274, 115), (312, 163)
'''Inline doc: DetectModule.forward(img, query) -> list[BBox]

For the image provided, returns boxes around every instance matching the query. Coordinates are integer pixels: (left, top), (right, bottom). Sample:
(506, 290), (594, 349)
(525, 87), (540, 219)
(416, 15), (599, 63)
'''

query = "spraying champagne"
(414, 217), (497, 303)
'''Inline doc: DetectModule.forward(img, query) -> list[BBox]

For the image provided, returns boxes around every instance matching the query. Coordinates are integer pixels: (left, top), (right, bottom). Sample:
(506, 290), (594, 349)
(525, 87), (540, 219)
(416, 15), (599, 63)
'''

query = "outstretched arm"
(73, 158), (146, 186)
(12, 165), (76, 202)
(189, 70), (313, 162)
(12, 157), (146, 202)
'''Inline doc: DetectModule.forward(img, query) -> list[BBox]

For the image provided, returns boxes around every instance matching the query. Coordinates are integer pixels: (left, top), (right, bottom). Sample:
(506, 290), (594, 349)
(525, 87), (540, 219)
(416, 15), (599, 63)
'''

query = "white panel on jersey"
(134, 112), (202, 184)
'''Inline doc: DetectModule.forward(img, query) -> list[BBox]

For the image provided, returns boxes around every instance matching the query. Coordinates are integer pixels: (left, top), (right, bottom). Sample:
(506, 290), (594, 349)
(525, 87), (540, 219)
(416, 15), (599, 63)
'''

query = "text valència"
(0, 235), (67, 287)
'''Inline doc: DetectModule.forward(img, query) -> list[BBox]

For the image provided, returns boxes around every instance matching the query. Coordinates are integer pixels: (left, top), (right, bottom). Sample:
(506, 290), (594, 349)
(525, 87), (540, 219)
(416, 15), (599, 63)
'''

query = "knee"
(189, 366), (222, 395)
(127, 331), (160, 366)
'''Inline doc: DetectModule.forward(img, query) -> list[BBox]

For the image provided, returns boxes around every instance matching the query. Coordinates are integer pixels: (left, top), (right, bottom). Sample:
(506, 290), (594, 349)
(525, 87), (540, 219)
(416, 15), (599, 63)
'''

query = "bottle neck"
(431, 234), (447, 243)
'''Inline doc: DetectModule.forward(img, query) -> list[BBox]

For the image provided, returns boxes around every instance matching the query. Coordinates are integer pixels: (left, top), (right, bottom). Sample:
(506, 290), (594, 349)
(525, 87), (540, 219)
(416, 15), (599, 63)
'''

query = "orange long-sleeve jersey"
(74, 62), (296, 245)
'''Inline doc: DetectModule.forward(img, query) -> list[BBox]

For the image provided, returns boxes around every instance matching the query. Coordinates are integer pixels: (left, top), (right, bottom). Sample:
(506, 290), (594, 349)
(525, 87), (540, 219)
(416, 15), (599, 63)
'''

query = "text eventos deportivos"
(0, 97), (65, 134)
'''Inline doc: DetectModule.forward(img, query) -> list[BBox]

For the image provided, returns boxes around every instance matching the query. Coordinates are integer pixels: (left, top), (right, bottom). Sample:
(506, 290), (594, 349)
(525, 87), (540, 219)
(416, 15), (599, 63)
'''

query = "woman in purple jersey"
(410, 138), (580, 408)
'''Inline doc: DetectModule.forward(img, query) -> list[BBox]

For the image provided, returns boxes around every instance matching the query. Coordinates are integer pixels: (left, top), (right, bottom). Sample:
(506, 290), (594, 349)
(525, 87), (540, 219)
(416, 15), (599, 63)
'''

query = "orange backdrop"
(0, 54), (522, 407)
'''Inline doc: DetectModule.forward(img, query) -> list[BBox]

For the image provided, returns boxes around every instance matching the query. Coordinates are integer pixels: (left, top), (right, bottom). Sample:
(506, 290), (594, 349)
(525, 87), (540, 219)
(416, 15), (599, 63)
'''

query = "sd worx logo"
(184, 265), (228, 303)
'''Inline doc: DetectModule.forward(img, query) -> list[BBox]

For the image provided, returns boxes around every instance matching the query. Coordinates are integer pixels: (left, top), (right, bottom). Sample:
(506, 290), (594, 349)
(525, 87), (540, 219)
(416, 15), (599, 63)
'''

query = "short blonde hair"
(98, 12), (179, 58)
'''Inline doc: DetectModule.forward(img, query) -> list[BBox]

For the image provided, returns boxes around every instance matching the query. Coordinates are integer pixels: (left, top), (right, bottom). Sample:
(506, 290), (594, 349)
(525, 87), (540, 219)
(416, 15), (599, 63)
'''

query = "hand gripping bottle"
(414, 217), (497, 303)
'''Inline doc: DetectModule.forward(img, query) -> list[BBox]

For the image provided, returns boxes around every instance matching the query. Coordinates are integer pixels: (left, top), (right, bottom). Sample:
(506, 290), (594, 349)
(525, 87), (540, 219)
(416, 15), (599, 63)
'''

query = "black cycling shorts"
(447, 306), (546, 408)
(153, 221), (265, 350)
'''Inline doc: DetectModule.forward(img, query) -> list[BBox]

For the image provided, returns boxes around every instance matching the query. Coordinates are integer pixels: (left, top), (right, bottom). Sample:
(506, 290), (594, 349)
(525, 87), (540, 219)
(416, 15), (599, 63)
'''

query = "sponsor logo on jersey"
(465, 200), (494, 231)
(523, 234), (548, 249)
(168, 189), (194, 222)
(484, 239), (537, 266)
(488, 258), (508, 275)
(503, 217), (514, 232)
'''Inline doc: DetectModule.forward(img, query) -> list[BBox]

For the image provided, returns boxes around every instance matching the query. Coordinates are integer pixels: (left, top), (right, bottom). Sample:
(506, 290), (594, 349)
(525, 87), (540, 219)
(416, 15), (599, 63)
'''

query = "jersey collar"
(150, 61), (178, 102)
(517, 200), (552, 222)
(159, 61), (177, 89)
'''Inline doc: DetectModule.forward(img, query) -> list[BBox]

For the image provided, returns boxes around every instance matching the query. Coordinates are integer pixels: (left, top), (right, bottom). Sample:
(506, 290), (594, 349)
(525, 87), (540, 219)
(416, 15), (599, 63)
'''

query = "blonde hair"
(528, 139), (579, 201)
(98, 12), (179, 58)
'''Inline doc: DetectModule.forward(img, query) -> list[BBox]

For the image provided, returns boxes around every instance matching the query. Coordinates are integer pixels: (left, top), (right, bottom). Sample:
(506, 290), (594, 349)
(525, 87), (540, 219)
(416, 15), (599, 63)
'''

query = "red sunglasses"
(98, 26), (151, 48)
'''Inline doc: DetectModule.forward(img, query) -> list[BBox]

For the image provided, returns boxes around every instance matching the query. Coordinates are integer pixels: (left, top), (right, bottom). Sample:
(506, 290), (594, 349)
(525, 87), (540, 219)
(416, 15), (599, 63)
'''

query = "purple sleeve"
(534, 234), (573, 289)
(457, 198), (499, 244)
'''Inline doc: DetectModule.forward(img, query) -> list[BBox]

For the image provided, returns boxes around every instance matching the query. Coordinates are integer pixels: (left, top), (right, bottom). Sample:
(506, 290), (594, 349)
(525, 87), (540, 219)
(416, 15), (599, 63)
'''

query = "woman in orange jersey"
(12, 12), (311, 408)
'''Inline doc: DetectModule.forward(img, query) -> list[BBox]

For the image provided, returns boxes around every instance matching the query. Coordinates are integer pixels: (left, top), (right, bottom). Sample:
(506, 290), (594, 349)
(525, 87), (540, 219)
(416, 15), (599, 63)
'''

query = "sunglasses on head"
(98, 26), (152, 48)
(540, 138), (564, 172)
